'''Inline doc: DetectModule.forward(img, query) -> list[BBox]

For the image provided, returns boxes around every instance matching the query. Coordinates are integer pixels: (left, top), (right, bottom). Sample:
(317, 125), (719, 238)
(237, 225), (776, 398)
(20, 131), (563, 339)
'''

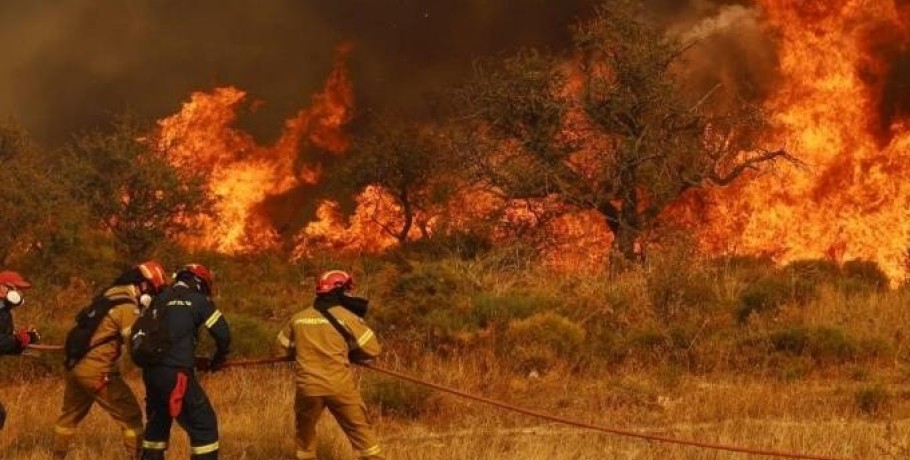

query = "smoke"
(14, 0), (880, 150)
(857, 4), (910, 147)
(0, 0), (594, 145)
(666, 3), (781, 107)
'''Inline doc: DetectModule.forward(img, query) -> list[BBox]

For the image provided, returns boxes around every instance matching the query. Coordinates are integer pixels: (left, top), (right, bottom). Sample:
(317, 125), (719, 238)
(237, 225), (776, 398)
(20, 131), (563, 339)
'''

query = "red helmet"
(136, 261), (168, 294)
(176, 263), (215, 295)
(316, 270), (353, 294)
(0, 271), (31, 307)
(0, 271), (31, 290)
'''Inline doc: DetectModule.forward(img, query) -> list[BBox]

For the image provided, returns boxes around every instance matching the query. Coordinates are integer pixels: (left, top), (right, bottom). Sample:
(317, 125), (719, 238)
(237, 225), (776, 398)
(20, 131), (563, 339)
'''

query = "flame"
(691, 1), (910, 282)
(292, 186), (411, 258)
(158, 44), (354, 252)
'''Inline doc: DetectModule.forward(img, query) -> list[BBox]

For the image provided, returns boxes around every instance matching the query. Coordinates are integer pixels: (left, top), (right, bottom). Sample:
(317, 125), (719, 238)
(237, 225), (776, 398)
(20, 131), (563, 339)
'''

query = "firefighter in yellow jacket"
(276, 270), (384, 460)
(52, 261), (168, 459)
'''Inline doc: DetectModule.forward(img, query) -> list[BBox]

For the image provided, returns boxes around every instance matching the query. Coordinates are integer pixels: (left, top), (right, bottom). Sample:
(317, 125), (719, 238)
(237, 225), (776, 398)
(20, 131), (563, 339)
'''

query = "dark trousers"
(141, 367), (219, 460)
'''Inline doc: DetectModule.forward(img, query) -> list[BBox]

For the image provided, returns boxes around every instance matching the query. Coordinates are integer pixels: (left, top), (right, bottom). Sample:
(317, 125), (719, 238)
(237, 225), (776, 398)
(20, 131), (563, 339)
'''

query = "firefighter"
(0, 270), (39, 430)
(140, 263), (230, 460)
(275, 270), (384, 460)
(52, 261), (168, 459)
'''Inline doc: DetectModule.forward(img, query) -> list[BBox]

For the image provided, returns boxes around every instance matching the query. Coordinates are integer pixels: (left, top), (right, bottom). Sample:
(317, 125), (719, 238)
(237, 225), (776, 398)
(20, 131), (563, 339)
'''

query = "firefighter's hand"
(15, 327), (40, 348)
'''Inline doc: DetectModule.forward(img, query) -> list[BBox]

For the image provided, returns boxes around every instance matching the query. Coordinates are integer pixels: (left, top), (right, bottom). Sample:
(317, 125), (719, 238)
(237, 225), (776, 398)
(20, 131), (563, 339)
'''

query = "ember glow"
(695, 1), (910, 281)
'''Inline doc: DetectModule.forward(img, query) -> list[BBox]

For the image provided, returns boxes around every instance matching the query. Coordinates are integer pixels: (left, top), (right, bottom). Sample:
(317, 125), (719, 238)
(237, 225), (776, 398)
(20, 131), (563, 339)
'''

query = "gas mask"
(139, 293), (153, 309)
(1, 285), (23, 309)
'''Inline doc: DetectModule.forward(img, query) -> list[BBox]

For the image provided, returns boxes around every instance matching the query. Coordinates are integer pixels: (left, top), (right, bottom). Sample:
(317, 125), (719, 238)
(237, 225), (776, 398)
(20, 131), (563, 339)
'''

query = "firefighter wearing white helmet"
(0, 270), (39, 430)
(275, 270), (384, 460)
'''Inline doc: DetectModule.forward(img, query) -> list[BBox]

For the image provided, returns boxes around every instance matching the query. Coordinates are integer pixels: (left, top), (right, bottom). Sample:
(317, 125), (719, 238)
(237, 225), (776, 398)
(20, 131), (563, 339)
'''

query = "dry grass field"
(2, 357), (909, 460)
(3, 255), (910, 459)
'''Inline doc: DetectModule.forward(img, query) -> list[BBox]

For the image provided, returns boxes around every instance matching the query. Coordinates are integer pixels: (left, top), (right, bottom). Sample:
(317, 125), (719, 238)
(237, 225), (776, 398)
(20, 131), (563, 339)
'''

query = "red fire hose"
(25, 345), (859, 460)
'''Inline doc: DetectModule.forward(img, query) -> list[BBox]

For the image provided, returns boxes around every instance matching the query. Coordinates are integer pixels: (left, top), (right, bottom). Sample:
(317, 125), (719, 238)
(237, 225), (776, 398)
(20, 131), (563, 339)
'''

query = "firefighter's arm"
(274, 319), (295, 358)
(0, 331), (21, 355)
(116, 302), (139, 341)
(345, 315), (382, 359)
(202, 300), (231, 364)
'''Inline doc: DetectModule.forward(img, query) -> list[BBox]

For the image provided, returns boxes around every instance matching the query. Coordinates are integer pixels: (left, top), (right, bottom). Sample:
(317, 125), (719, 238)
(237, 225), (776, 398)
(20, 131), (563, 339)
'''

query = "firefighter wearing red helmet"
(275, 270), (384, 460)
(0, 270), (38, 430)
(139, 263), (230, 460)
(53, 261), (168, 460)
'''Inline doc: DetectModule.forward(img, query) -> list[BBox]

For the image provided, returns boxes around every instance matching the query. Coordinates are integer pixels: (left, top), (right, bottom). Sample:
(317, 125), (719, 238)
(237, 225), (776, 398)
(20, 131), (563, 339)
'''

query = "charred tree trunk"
(598, 163), (644, 268)
(395, 188), (414, 243)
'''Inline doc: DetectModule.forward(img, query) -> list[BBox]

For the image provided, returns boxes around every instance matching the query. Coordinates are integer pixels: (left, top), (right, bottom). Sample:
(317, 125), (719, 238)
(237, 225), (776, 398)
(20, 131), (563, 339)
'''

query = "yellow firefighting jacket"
(276, 305), (381, 395)
(72, 285), (140, 375)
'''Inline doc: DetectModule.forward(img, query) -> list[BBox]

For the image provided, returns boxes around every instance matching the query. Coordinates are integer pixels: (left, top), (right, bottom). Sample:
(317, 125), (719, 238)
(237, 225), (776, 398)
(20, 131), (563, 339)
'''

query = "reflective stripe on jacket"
(276, 306), (381, 395)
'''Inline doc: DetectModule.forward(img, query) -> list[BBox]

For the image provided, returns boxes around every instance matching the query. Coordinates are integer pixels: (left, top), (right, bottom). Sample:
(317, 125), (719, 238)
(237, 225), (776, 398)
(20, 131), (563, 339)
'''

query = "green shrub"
(421, 304), (481, 345)
(808, 327), (857, 364)
(625, 329), (670, 363)
(503, 312), (586, 372)
(783, 259), (842, 303)
(842, 260), (890, 292)
(769, 326), (859, 364)
(364, 375), (439, 419)
(647, 270), (723, 323)
(374, 262), (470, 332)
(783, 259), (842, 284)
(470, 292), (554, 328)
(855, 385), (891, 416)
(769, 327), (809, 355)
(736, 276), (790, 323)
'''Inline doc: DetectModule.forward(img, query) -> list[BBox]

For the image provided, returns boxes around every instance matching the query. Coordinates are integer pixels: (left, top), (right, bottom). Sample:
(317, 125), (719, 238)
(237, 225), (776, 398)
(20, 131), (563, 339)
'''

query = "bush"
(363, 375), (439, 419)
(783, 259), (842, 284)
(783, 259), (842, 303)
(769, 327), (809, 355)
(842, 260), (889, 292)
(769, 326), (859, 365)
(855, 385), (891, 416)
(647, 269), (723, 323)
(374, 262), (471, 333)
(736, 276), (790, 323)
(808, 327), (858, 364)
(503, 312), (586, 372)
(470, 292), (554, 328)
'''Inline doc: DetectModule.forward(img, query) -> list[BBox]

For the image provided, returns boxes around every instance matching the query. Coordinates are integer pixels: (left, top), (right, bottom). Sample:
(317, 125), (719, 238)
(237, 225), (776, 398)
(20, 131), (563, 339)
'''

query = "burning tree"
(456, 0), (793, 262)
(337, 115), (456, 244)
(63, 116), (211, 259)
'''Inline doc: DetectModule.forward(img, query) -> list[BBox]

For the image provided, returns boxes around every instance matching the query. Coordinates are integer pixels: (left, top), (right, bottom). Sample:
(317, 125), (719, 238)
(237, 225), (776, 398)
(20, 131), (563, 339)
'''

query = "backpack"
(128, 290), (173, 368)
(63, 296), (119, 370)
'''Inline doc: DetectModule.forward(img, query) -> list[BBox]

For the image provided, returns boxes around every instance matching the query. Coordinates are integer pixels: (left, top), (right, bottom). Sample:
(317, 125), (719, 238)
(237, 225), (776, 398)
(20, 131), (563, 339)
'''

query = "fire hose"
(25, 344), (858, 460)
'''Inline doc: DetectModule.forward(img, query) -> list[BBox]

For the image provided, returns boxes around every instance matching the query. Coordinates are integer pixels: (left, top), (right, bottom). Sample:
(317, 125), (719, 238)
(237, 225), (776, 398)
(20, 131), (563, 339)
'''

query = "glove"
(15, 327), (40, 348)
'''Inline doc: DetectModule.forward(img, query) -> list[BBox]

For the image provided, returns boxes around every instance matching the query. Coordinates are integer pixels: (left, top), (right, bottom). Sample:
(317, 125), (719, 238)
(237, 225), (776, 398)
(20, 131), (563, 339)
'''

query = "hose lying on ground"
(24, 345), (859, 460)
